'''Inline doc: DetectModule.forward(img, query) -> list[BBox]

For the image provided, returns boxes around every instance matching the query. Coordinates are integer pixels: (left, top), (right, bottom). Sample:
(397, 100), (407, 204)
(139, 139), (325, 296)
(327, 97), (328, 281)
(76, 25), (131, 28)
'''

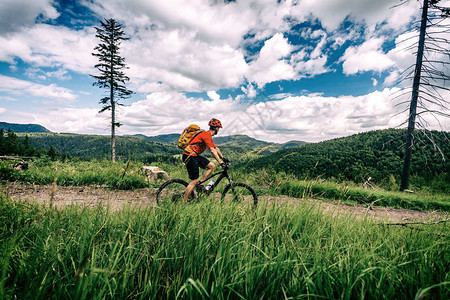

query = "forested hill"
(133, 133), (307, 153)
(214, 135), (307, 152)
(248, 129), (449, 191)
(133, 133), (179, 144)
(24, 133), (178, 160)
(0, 122), (50, 133)
(17, 131), (306, 161)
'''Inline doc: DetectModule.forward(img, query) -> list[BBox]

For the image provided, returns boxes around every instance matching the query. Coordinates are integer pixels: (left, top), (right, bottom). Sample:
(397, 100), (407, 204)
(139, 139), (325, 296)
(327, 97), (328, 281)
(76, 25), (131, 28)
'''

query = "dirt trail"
(2, 182), (447, 223)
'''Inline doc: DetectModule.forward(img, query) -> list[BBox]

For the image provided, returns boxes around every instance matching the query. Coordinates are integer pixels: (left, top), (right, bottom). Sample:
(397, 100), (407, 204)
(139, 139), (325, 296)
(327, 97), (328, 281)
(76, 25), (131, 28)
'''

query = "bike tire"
(221, 182), (258, 207)
(156, 179), (194, 204)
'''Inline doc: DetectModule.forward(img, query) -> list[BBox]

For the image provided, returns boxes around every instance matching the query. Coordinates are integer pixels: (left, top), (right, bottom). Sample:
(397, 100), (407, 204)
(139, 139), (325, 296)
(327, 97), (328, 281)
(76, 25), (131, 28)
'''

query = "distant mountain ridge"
(3, 122), (307, 151)
(23, 132), (179, 160)
(133, 133), (179, 144)
(132, 133), (308, 153)
(0, 122), (51, 133)
(5, 122), (308, 158)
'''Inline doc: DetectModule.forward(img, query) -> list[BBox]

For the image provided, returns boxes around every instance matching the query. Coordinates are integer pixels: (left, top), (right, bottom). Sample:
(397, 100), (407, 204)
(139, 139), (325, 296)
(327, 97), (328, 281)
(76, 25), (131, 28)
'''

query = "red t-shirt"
(184, 131), (216, 156)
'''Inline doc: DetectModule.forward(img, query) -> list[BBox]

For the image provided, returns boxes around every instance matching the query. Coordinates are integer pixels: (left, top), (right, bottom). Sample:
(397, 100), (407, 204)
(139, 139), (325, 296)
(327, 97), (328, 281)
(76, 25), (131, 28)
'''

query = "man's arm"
(209, 147), (223, 164)
(215, 146), (224, 160)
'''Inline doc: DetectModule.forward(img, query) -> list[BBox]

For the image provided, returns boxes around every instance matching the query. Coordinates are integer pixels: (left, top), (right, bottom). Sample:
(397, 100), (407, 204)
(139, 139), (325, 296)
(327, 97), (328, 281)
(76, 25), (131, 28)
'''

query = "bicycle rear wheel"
(221, 182), (258, 207)
(156, 179), (194, 204)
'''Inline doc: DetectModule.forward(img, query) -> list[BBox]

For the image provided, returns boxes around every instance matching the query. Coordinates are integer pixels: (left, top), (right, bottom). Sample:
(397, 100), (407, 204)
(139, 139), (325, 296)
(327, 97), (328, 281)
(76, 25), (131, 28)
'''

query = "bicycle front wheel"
(221, 182), (258, 207)
(156, 179), (194, 204)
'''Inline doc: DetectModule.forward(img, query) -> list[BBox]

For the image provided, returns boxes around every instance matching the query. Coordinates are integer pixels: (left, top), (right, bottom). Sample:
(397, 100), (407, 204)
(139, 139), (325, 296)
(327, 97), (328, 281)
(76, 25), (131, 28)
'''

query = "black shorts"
(183, 154), (211, 180)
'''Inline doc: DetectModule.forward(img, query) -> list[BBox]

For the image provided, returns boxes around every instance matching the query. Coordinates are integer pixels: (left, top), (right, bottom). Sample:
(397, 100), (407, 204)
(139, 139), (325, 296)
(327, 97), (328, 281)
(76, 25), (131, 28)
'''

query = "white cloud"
(115, 88), (447, 143)
(342, 38), (395, 75)
(0, 96), (17, 101)
(0, 75), (77, 102)
(0, 0), (58, 35)
(0, 106), (109, 134)
(0, 24), (97, 74)
(207, 91), (220, 101)
(295, 0), (417, 31)
(25, 68), (72, 81)
(246, 33), (296, 87)
(291, 51), (329, 77)
(82, 0), (294, 46)
(42, 108), (108, 134)
(241, 83), (258, 98)
(384, 16), (450, 88)
(0, 0), (424, 95)
(3, 88), (447, 143)
(124, 29), (248, 92)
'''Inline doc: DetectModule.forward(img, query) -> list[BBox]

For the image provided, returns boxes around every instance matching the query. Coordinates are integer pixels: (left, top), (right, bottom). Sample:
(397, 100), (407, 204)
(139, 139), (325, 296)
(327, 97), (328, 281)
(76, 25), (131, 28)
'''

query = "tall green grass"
(1, 192), (449, 299)
(0, 159), (156, 189)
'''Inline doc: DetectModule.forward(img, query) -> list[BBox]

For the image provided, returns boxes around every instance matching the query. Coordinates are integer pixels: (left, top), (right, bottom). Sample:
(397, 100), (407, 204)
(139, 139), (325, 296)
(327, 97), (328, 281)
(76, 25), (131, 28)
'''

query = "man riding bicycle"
(183, 118), (225, 202)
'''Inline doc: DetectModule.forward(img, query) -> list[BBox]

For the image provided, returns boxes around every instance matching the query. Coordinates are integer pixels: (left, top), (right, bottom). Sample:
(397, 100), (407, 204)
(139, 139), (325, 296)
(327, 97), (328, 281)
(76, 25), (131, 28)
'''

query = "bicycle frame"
(155, 161), (258, 207)
(197, 165), (232, 194)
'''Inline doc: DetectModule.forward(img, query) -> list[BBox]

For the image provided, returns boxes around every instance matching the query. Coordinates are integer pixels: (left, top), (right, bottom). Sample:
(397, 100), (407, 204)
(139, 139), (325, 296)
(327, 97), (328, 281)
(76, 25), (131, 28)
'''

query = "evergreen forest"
(248, 129), (449, 193)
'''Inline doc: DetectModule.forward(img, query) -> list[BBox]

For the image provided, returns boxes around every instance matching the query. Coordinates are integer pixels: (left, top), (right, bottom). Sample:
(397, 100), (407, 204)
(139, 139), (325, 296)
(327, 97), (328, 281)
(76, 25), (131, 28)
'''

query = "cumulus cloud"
(207, 91), (220, 101)
(0, 75), (77, 102)
(0, 96), (17, 102)
(0, 0), (58, 35)
(80, 0), (306, 90)
(246, 33), (296, 87)
(295, 0), (418, 31)
(0, 0), (424, 94)
(3, 88), (447, 143)
(342, 38), (395, 75)
(82, 0), (293, 46)
(0, 24), (97, 73)
(124, 29), (248, 92)
(291, 51), (329, 77)
(0, 106), (109, 134)
(41, 108), (109, 134)
(114, 88), (447, 142)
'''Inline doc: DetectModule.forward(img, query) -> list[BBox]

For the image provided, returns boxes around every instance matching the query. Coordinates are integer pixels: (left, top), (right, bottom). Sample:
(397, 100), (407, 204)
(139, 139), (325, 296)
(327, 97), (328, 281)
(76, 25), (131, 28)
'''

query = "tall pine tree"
(91, 18), (133, 162)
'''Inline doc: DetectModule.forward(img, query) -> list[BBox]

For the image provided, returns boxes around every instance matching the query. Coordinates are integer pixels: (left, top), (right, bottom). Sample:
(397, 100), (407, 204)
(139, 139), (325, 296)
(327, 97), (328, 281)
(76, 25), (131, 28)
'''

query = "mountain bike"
(156, 160), (258, 207)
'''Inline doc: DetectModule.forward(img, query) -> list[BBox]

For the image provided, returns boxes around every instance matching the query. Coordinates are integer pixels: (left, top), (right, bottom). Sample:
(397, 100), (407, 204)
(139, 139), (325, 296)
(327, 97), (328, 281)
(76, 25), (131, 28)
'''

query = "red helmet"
(208, 118), (222, 128)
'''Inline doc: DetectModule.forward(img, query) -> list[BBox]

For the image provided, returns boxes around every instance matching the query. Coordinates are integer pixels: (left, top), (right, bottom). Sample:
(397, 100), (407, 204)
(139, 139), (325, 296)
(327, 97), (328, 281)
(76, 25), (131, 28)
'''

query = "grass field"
(1, 158), (449, 299)
(1, 193), (449, 299)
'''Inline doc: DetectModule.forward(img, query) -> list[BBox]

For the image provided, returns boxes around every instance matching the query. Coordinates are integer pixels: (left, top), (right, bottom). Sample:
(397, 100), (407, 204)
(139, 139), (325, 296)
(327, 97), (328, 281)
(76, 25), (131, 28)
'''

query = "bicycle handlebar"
(221, 158), (231, 169)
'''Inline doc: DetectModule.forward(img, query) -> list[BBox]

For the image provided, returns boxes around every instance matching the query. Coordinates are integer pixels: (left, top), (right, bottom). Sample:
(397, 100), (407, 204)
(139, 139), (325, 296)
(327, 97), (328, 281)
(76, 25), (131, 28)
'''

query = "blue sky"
(0, 0), (449, 143)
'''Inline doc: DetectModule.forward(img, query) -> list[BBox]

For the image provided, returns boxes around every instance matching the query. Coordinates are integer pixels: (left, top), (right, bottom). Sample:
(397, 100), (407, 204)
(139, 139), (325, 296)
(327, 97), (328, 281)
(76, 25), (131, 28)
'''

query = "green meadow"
(1, 194), (449, 299)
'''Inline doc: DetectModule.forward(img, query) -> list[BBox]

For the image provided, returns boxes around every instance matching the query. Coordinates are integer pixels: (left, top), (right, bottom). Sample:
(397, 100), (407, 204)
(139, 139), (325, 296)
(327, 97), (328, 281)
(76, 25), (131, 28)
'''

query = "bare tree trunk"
(400, 0), (429, 191)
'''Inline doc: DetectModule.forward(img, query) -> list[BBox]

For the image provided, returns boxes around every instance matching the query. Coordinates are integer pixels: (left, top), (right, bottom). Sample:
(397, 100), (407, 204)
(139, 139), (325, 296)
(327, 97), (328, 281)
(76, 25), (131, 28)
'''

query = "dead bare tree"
(396, 0), (450, 191)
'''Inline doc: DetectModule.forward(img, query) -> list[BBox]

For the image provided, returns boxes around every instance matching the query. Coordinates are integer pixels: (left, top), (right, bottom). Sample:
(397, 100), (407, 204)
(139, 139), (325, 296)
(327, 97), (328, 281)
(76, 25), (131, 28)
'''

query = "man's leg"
(200, 162), (215, 184)
(183, 155), (199, 202)
(184, 178), (199, 202)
